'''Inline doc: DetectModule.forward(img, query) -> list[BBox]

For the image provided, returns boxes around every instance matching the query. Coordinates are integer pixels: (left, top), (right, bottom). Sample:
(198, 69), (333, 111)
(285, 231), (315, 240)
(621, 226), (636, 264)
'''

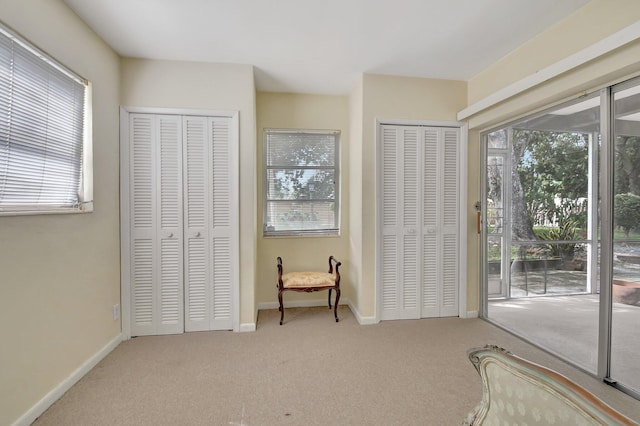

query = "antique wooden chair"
(464, 345), (637, 425)
(276, 256), (341, 325)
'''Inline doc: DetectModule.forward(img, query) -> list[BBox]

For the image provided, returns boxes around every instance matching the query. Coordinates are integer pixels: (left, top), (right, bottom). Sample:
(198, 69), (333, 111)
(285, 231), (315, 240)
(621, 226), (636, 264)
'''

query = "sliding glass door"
(483, 77), (640, 397)
(483, 93), (601, 373)
(610, 80), (640, 395)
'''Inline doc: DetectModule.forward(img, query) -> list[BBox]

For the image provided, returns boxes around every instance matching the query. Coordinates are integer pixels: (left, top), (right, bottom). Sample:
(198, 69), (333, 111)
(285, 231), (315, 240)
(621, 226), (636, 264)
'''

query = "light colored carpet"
(33, 306), (640, 425)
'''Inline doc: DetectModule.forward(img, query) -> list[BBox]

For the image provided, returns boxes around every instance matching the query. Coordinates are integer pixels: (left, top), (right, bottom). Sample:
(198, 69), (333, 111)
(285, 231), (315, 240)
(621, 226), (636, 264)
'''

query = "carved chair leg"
(328, 289), (332, 309)
(278, 290), (284, 325)
(334, 288), (341, 322)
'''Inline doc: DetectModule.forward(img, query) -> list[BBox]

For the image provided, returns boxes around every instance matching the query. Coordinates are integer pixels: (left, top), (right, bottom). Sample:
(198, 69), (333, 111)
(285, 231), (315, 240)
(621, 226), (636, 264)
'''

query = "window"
(263, 129), (339, 236)
(0, 22), (92, 215)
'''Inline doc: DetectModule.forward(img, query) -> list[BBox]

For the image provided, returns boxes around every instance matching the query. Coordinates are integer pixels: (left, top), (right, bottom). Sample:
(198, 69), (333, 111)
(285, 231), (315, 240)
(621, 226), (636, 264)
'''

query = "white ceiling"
(64, 0), (589, 95)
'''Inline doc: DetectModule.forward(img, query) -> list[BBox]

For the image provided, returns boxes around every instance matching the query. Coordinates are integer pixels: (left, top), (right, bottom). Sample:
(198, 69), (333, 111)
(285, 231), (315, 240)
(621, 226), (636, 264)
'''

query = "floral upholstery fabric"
(479, 362), (602, 425)
(464, 347), (637, 426)
(282, 272), (337, 288)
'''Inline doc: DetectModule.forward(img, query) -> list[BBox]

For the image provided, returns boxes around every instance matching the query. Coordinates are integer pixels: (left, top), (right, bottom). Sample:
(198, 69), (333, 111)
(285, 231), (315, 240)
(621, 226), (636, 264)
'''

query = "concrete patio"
(489, 294), (640, 394)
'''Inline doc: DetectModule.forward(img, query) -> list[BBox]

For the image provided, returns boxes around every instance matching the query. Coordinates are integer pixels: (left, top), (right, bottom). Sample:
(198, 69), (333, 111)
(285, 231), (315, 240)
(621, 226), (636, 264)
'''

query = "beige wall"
(120, 58), (258, 328)
(359, 74), (468, 318)
(256, 76), (471, 320)
(9, 1), (640, 423)
(0, 1), (121, 424)
(255, 92), (351, 308)
(468, 0), (640, 124)
(348, 77), (364, 317)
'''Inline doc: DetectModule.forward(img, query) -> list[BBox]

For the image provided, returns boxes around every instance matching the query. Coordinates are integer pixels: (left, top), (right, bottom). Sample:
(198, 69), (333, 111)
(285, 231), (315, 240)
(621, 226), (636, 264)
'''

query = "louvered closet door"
(422, 128), (439, 317)
(380, 124), (460, 321)
(381, 126), (421, 320)
(183, 116), (210, 332)
(183, 116), (235, 331)
(439, 128), (460, 317)
(130, 114), (184, 336)
(209, 117), (234, 330)
(421, 127), (459, 318)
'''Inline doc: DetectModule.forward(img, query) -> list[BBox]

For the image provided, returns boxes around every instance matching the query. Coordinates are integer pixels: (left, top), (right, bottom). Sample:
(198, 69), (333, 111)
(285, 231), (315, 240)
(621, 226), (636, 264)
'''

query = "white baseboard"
(239, 323), (256, 332)
(347, 300), (378, 325)
(462, 310), (479, 319)
(245, 298), (352, 331)
(12, 333), (123, 426)
(256, 299), (380, 326)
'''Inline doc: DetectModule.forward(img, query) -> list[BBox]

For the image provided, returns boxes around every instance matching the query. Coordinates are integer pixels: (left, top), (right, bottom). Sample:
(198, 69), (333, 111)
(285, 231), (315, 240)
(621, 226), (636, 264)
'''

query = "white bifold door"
(127, 113), (237, 336)
(379, 124), (460, 320)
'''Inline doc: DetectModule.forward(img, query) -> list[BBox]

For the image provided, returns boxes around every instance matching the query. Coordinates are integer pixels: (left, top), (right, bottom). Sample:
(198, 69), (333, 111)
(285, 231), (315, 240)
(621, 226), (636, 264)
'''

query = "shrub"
(536, 219), (579, 260)
(614, 193), (640, 238)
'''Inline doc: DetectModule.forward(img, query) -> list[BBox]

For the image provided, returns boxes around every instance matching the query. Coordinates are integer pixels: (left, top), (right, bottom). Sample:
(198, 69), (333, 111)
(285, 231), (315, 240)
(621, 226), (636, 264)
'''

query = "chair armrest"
(277, 256), (284, 287)
(328, 256), (341, 284)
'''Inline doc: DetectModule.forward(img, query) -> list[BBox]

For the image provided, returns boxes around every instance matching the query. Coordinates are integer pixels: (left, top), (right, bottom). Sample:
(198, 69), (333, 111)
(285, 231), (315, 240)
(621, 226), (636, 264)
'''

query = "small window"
(0, 22), (92, 215)
(263, 129), (340, 236)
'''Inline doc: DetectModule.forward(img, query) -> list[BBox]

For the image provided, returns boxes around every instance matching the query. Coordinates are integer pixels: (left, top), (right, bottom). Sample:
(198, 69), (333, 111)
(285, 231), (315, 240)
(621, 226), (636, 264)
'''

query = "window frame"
(0, 22), (93, 216)
(262, 128), (340, 237)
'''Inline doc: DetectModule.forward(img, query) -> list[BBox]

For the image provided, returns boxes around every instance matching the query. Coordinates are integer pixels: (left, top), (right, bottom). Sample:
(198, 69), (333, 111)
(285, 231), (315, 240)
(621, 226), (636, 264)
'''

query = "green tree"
(268, 134), (335, 202)
(514, 130), (589, 232)
(614, 193), (640, 238)
(615, 136), (640, 196)
(266, 133), (337, 228)
(511, 130), (537, 240)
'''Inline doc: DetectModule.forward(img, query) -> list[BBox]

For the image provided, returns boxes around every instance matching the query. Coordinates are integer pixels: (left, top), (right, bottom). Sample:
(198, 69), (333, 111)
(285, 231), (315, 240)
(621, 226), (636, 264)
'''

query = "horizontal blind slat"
(0, 26), (87, 210)
(263, 130), (339, 233)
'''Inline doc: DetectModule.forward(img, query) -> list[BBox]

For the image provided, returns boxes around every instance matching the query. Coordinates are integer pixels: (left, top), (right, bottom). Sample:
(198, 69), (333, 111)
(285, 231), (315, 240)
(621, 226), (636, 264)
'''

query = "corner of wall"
(11, 334), (123, 426)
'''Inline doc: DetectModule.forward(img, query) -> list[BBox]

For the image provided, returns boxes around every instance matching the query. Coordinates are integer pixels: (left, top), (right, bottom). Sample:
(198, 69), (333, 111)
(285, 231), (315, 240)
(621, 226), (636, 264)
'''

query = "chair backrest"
(464, 345), (637, 426)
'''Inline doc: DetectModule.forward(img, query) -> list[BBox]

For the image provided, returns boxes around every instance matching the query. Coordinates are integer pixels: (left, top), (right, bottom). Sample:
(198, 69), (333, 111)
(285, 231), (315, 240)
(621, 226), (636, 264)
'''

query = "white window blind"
(263, 129), (339, 236)
(0, 23), (92, 215)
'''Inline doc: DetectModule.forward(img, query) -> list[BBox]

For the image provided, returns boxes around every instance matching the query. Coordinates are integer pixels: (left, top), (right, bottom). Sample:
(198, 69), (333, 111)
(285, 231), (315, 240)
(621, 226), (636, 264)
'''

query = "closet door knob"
(195, 232), (201, 237)
(168, 233), (173, 238)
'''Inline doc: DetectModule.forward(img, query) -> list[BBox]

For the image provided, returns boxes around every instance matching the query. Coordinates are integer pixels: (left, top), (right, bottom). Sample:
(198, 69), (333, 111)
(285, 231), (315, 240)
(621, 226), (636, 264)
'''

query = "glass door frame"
(485, 147), (511, 300)
(598, 85), (614, 383)
(480, 82), (640, 399)
(481, 93), (601, 304)
(606, 78), (640, 398)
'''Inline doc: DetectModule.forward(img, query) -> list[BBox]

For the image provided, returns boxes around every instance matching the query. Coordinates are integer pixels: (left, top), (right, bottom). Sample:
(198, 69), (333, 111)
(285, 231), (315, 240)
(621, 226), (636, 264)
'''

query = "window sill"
(263, 230), (341, 239)
(0, 201), (94, 216)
